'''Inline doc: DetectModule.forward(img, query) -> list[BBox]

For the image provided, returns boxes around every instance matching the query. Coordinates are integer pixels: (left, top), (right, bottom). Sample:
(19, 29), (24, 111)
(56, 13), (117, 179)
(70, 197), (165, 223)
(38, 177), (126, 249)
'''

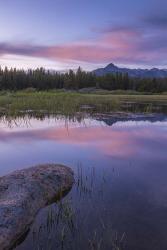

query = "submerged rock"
(0, 164), (74, 250)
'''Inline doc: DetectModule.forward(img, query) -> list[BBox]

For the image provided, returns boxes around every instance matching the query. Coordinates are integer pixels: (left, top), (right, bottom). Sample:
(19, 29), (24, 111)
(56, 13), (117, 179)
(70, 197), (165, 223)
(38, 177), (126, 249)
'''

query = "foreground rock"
(0, 164), (74, 250)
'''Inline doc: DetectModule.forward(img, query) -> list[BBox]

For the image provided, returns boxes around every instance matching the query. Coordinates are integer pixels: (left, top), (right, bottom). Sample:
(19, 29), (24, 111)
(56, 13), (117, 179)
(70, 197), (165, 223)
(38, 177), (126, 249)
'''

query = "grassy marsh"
(0, 91), (167, 117)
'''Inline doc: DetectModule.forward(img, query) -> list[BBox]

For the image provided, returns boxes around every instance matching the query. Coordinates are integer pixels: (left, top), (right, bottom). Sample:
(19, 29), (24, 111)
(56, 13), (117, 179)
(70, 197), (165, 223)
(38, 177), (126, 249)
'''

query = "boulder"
(0, 164), (74, 250)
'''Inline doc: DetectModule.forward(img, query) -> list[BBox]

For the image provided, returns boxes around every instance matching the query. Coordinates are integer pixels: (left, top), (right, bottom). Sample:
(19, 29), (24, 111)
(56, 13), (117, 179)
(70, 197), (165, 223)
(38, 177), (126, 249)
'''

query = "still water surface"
(0, 114), (167, 250)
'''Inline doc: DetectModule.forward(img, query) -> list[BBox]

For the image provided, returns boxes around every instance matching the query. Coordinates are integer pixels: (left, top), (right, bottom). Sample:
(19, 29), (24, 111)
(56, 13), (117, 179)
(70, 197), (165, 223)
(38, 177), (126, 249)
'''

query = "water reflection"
(0, 115), (167, 174)
(0, 113), (167, 249)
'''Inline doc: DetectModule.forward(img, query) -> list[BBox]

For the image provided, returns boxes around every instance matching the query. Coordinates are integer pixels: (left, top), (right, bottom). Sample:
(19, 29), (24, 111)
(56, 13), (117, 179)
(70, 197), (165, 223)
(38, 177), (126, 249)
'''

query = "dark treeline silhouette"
(0, 66), (167, 93)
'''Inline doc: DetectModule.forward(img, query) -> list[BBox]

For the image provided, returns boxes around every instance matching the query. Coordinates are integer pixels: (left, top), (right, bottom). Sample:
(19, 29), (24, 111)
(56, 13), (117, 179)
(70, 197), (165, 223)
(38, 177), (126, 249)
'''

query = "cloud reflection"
(0, 120), (167, 159)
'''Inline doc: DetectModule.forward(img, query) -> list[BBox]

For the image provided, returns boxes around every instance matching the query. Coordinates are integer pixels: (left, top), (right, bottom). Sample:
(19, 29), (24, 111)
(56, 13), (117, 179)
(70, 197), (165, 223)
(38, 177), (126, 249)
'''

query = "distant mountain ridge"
(93, 63), (167, 78)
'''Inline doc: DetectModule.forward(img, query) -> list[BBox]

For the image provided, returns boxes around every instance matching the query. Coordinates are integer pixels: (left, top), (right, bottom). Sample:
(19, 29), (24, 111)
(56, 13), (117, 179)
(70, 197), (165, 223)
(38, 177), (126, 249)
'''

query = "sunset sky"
(0, 0), (167, 70)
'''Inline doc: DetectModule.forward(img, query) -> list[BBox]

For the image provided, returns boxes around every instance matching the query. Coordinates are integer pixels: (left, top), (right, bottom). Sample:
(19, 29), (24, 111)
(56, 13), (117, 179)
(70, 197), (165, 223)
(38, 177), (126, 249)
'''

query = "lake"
(0, 113), (167, 250)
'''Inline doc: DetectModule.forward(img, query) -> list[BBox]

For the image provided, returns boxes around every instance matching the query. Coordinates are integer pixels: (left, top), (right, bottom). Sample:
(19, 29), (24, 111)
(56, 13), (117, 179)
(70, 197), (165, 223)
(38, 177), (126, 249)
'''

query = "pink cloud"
(0, 25), (167, 66)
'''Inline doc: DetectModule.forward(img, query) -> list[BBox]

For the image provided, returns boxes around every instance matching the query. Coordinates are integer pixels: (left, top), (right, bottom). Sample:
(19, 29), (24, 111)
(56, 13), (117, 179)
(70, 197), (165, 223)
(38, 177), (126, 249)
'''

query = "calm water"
(1, 113), (167, 250)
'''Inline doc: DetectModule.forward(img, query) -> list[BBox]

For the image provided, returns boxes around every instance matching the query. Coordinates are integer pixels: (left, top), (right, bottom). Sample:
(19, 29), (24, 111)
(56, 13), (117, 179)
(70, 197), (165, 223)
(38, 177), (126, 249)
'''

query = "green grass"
(0, 91), (167, 117)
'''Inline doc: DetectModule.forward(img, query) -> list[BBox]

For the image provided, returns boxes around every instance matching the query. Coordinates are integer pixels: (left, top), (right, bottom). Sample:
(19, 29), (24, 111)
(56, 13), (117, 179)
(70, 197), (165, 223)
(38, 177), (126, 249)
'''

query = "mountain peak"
(105, 63), (118, 69)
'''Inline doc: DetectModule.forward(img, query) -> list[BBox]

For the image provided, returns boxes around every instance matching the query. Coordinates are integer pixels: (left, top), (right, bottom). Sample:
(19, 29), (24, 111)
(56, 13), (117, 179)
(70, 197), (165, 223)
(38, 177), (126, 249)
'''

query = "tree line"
(0, 66), (167, 93)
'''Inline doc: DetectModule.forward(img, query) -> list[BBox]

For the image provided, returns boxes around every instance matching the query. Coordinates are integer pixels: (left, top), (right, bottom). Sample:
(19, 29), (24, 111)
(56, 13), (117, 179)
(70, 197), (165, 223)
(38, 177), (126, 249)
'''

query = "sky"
(0, 0), (167, 70)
